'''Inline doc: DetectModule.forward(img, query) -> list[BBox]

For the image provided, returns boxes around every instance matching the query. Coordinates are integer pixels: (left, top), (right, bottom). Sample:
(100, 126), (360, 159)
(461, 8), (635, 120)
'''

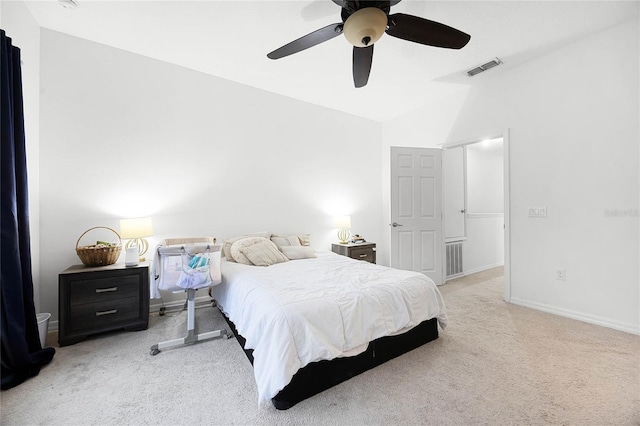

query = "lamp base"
(337, 228), (351, 245)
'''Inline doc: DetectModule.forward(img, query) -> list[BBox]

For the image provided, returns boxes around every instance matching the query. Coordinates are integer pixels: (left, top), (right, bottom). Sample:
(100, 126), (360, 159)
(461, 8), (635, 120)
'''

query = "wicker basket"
(76, 226), (122, 267)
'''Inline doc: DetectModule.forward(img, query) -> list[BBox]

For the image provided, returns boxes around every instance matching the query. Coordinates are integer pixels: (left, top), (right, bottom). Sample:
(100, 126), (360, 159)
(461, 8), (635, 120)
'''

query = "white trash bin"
(36, 313), (51, 347)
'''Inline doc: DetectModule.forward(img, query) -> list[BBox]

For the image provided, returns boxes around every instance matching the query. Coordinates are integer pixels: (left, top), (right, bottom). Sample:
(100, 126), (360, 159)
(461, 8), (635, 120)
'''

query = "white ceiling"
(23, 0), (639, 122)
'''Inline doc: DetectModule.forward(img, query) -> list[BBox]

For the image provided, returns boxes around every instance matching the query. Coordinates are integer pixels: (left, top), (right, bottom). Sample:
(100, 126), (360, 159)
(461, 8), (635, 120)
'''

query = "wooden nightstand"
(58, 262), (149, 346)
(331, 242), (376, 264)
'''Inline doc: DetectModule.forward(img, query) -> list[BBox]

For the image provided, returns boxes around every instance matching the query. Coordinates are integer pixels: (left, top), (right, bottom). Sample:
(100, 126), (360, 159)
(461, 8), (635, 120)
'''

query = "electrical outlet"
(556, 269), (566, 281)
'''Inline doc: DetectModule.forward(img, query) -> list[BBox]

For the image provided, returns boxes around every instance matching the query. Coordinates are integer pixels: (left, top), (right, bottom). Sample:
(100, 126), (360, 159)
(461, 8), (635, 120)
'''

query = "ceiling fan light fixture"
(343, 7), (388, 47)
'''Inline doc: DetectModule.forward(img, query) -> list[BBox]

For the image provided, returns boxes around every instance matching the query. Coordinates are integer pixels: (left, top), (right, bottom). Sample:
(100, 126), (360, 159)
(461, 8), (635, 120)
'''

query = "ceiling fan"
(267, 0), (471, 88)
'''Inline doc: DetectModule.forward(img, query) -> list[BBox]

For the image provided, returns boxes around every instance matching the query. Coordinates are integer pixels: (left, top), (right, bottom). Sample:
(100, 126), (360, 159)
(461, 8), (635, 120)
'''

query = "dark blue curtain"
(1, 29), (55, 390)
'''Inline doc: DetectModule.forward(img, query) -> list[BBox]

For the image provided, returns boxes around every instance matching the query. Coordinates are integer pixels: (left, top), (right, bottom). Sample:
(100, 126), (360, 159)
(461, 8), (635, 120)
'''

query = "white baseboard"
(462, 262), (504, 277)
(510, 297), (640, 335)
(444, 263), (504, 283)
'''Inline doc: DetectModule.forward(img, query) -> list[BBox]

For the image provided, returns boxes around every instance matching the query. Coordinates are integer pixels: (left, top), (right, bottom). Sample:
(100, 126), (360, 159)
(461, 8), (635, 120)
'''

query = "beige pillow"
(280, 245), (316, 260)
(240, 239), (289, 267)
(230, 237), (268, 265)
(271, 234), (302, 249)
(271, 234), (311, 248)
(298, 234), (311, 246)
(223, 232), (271, 261)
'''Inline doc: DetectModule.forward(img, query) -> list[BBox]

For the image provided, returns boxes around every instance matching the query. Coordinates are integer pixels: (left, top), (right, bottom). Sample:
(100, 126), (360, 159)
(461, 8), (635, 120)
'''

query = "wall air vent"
(467, 57), (503, 77)
(445, 240), (464, 278)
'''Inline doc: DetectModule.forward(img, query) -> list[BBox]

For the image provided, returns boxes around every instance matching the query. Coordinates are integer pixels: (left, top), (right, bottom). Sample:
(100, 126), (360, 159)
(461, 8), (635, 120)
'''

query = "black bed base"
(222, 313), (439, 410)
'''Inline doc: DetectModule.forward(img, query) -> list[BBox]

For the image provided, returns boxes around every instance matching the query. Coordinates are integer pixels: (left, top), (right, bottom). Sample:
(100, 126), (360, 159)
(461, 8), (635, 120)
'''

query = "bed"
(211, 236), (447, 409)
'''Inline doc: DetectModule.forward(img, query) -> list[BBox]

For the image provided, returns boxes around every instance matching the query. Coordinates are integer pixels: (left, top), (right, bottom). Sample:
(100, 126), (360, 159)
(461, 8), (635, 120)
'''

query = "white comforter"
(211, 250), (447, 404)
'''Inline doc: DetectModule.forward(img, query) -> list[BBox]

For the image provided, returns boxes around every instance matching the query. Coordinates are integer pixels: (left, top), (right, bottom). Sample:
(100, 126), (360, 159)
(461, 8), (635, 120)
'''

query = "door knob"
(391, 222), (403, 227)
(460, 209), (466, 214)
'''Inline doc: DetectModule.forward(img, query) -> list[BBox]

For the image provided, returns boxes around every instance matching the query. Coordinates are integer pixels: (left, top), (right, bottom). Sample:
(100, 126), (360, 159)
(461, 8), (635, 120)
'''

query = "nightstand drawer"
(331, 243), (376, 264)
(70, 276), (139, 305)
(349, 247), (375, 263)
(69, 297), (140, 332)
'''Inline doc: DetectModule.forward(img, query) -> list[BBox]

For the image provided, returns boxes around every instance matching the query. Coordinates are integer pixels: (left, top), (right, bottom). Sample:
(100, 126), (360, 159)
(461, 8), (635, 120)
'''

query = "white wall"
(464, 141), (504, 274)
(384, 18), (640, 334)
(1, 1), (42, 310)
(466, 141), (503, 214)
(38, 30), (383, 321)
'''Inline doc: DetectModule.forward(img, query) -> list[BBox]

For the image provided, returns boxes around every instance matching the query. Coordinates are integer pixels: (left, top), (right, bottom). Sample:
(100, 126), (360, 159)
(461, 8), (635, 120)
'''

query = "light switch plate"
(528, 207), (547, 218)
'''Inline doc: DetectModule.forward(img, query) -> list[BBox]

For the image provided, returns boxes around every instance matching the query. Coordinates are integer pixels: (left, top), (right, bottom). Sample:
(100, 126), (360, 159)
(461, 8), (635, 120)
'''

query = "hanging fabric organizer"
(157, 245), (219, 292)
(150, 238), (229, 356)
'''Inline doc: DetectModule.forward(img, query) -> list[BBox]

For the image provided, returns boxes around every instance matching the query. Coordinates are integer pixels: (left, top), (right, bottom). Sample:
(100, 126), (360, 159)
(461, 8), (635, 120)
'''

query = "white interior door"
(390, 147), (443, 285)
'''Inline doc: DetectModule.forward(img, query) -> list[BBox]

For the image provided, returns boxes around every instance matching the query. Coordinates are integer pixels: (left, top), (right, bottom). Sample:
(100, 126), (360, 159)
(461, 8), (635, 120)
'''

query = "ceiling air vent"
(467, 58), (502, 77)
(58, 0), (79, 9)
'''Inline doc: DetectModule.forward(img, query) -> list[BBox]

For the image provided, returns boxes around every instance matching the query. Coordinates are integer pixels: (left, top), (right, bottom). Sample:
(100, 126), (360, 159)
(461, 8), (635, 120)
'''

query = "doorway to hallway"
(442, 131), (511, 302)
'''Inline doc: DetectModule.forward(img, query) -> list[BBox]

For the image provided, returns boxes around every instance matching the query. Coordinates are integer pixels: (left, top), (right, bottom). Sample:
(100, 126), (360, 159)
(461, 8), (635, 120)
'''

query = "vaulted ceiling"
(24, 0), (639, 122)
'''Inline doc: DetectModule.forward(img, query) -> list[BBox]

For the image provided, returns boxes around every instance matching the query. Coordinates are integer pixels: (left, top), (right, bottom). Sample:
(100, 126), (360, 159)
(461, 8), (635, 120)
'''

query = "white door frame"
(442, 129), (511, 302)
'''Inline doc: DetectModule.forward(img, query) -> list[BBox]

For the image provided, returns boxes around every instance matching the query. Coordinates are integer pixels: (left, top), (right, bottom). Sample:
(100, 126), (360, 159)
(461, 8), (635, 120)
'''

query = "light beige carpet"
(2, 268), (638, 425)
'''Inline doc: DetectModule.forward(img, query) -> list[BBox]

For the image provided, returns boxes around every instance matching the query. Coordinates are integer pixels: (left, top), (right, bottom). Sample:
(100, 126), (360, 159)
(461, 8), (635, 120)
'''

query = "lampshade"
(120, 217), (154, 239)
(343, 7), (387, 47)
(334, 215), (352, 229)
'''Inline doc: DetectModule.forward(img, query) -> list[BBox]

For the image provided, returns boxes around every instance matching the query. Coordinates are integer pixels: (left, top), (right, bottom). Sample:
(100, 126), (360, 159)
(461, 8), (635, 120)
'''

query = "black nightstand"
(58, 262), (149, 346)
(331, 242), (376, 264)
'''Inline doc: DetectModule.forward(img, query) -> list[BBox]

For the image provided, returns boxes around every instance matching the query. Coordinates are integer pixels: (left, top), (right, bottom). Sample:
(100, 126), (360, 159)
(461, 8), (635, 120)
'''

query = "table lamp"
(120, 217), (154, 262)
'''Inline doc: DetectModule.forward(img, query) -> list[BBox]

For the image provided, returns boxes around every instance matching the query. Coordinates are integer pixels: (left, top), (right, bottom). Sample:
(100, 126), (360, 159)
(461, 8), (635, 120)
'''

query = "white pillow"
(240, 239), (289, 267)
(271, 234), (302, 249)
(298, 234), (311, 247)
(223, 232), (271, 261)
(230, 237), (268, 265)
(271, 234), (311, 248)
(280, 245), (316, 260)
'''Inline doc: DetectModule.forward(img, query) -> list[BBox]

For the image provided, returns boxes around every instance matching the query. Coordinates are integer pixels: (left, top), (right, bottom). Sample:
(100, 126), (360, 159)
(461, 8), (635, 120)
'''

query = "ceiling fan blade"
(267, 23), (343, 59)
(334, 0), (401, 7)
(386, 13), (470, 49)
(353, 45), (374, 88)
